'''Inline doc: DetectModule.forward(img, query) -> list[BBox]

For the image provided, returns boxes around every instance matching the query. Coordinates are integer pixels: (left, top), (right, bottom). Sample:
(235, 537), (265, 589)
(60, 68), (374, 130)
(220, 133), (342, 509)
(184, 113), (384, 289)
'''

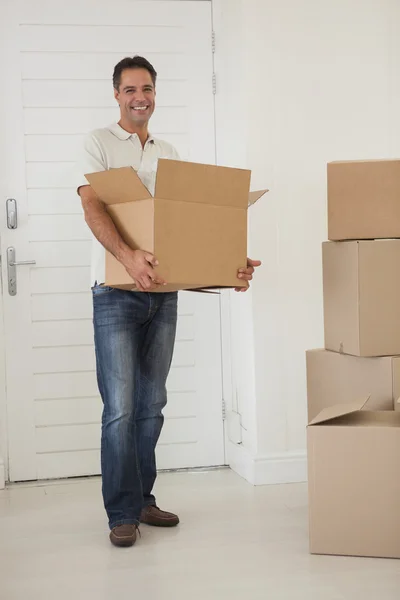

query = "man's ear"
(114, 88), (120, 104)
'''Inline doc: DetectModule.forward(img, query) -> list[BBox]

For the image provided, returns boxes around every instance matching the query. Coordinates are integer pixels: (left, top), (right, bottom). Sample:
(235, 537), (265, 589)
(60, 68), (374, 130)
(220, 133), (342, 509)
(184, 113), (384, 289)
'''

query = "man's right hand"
(121, 249), (166, 292)
(79, 186), (165, 292)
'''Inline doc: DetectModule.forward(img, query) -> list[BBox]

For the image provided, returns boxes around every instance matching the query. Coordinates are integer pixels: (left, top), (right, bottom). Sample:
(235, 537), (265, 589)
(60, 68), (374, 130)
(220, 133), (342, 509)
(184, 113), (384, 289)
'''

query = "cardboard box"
(85, 160), (267, 292)
(308, 398), (400, 559)
(323, 240), (400, 357)
(306, 349), (399, 422)
(328, 159), (400, 241)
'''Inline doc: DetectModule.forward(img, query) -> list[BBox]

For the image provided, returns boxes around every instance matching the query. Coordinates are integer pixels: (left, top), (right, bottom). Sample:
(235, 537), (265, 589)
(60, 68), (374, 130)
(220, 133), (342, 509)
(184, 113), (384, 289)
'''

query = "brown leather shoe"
(140, 505), (179, 527)
(109, 524), (139, 547)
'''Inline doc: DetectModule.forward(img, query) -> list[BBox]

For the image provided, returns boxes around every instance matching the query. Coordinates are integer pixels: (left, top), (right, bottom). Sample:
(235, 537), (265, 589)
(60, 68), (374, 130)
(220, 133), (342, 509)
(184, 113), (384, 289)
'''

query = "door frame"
(212, 0), (247, 455)
(0, 3), (14, 488)
(0, 287), (7, 488)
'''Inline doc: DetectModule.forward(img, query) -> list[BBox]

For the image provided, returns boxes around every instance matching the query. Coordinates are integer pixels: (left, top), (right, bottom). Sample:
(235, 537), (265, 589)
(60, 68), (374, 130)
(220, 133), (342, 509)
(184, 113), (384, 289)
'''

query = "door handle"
(9, 259), (37, 267)
(6, 247), (36, 296)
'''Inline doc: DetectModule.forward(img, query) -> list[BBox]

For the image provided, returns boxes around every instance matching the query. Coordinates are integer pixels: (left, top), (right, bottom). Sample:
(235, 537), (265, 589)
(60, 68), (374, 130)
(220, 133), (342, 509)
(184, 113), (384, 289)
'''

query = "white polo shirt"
(77, 122), (180, 285)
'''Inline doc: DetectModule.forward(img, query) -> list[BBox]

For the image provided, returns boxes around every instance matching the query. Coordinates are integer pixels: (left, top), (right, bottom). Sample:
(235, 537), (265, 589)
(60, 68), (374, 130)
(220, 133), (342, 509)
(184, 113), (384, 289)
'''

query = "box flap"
(85, 167), (152, 205)
(248, 189), (268, 207)
(309, 397), (370, 426)
(155, 159), (251, 208)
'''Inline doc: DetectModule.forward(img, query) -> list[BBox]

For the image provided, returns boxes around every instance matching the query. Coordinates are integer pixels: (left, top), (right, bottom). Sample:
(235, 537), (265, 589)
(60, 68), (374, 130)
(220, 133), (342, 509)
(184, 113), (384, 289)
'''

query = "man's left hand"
(235, 258), (262, 292)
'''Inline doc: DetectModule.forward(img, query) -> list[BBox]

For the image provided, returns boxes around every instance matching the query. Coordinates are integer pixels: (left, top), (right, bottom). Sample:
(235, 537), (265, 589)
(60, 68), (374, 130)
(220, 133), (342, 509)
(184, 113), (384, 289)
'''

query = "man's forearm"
(79, 185), (131, 264)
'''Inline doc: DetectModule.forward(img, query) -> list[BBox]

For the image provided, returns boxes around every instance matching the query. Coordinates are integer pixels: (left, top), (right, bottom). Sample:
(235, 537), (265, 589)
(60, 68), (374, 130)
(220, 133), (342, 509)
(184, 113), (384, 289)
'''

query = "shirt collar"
(108, 123), (155, 144)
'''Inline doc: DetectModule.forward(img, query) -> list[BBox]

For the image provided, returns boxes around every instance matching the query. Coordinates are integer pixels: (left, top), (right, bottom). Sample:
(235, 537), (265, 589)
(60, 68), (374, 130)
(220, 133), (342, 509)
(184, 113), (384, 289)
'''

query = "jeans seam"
(109, 518), (140, 530)
(147, 292), (153, 320)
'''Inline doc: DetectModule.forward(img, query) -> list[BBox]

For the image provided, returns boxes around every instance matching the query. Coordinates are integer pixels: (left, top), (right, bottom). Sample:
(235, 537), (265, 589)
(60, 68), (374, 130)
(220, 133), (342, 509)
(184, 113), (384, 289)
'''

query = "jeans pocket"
(92, 285), (116, 296)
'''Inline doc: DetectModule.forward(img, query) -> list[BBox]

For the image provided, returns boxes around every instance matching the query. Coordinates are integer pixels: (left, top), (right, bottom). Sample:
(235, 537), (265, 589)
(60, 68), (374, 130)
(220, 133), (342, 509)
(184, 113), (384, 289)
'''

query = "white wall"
(214, 0), (400, 483)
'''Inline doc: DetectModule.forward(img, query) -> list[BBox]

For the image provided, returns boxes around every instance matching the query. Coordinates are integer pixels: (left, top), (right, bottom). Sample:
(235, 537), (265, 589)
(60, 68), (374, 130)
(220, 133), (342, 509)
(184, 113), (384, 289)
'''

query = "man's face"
(114, 68), (156, 125)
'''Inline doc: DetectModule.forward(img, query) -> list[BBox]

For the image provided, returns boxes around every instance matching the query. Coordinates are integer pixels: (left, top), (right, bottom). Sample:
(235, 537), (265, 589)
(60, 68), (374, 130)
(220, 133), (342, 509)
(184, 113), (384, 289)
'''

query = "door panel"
(0, 0), (225, 481)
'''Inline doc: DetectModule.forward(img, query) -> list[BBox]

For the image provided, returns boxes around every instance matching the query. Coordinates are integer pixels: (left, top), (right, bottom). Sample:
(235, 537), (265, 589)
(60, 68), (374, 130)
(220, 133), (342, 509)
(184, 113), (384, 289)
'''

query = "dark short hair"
(113, 56), (157, 90)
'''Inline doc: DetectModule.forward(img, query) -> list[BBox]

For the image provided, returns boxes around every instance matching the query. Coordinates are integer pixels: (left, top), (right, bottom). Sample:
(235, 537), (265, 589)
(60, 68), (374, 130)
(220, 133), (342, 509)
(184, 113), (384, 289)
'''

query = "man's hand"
(121, 249), (166, 292)
(235, 258), (262, 292)
(79, 186), (166, 293)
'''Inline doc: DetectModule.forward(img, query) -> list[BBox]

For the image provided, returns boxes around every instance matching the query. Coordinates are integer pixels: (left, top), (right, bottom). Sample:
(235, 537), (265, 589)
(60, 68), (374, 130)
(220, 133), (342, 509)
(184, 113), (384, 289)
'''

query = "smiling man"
(77, 56), (261, 547)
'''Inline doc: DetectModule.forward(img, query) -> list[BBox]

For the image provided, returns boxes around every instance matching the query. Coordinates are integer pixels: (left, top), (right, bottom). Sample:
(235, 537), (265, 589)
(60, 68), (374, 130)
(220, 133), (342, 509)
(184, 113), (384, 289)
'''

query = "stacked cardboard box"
(306, 160), (400, 559)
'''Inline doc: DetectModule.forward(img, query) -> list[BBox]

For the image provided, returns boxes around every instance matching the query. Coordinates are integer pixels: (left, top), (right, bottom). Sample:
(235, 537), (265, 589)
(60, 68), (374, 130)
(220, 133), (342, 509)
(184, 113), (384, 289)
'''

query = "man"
(78, 56), (260, 548)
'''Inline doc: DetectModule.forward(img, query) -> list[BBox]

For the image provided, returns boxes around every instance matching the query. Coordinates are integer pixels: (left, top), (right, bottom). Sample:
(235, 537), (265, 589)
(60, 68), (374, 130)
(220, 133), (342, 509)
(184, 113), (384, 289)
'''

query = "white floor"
(0, 468), (399, 600)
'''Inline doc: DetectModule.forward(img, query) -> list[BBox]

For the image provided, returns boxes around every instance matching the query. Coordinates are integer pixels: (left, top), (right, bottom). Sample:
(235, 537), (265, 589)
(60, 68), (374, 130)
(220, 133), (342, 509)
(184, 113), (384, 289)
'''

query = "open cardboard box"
(308, 398), (400, 559)
(85, 159), (267, 292)
(306, 349), (399, 422)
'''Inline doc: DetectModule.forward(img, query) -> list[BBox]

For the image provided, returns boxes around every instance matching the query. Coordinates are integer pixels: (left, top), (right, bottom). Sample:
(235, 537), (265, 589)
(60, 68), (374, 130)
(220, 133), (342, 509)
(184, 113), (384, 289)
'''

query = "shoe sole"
(109, 533), (136, 547)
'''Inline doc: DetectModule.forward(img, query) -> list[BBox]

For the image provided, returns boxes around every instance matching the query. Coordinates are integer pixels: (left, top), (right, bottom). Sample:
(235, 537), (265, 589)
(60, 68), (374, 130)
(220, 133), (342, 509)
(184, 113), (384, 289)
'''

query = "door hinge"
(222, 397), (226, 421)
(212, 30), (216, 54)
(212, 73), (217, 95)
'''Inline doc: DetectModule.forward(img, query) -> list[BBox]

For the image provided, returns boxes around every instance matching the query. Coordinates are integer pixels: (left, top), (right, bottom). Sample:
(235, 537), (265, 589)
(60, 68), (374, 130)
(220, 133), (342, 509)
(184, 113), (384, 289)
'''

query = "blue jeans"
(92, 285), (178, 530)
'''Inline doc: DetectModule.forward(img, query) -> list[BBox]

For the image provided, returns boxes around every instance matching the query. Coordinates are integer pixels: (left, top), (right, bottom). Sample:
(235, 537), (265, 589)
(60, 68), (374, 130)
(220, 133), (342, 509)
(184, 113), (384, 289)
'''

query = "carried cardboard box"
(328, 159), (400, 241)
(85, 159), (267, 292)
(322, 239), (400, 356)
(306, 349), (399, 422)
(308, 398), (400, 559)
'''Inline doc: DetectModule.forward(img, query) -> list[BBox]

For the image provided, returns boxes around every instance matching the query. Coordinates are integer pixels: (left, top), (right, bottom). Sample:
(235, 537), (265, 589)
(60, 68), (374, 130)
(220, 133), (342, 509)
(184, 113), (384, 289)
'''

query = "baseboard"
(0, 458), (5, 489)
(228, 441), (307, 485)
(252, 450), (308, 485)
(227, 441), (256, 483)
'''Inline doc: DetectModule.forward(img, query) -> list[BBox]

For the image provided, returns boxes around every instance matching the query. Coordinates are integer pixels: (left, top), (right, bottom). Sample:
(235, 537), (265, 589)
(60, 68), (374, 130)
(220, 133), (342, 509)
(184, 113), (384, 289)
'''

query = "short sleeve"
(170, 145), (180, 161)
(76, 133), (107, 193)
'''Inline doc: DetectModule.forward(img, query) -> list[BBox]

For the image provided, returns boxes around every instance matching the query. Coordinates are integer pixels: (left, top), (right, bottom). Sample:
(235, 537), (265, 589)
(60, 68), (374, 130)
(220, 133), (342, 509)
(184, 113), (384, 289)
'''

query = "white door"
(0, 0), (225, 482)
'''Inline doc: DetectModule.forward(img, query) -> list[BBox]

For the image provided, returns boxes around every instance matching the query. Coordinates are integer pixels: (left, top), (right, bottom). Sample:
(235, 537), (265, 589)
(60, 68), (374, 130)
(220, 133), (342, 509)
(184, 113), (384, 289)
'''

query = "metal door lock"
(6, 199), (17, 229)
